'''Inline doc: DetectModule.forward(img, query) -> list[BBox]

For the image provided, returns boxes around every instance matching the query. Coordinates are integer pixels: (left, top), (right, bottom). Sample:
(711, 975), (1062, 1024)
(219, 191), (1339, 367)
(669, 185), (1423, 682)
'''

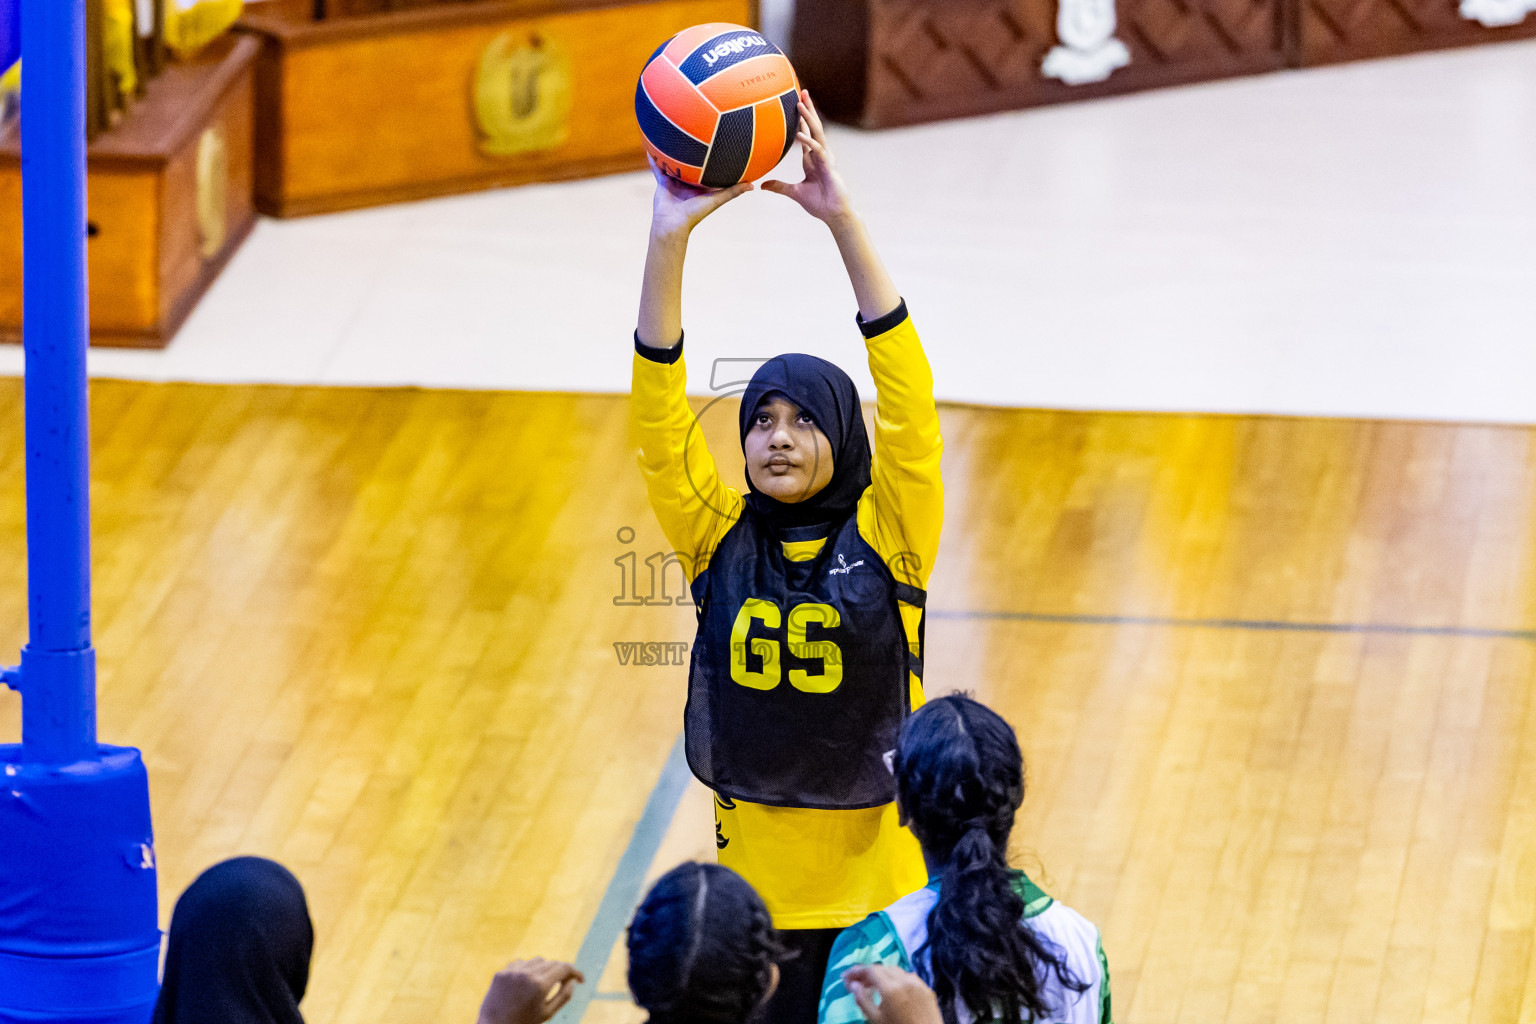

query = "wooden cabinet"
(794, 0), (1536, 128)
(1295, 0), (1536, 65)
(239, 0), (756, 217)
(794, 0), (1287, 128)
(0, 36), (258, 348)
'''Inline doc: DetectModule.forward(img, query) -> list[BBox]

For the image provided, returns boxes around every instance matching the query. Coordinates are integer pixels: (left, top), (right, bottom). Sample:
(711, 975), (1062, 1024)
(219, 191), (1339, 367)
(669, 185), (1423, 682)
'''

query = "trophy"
(75, 0), (241, 141)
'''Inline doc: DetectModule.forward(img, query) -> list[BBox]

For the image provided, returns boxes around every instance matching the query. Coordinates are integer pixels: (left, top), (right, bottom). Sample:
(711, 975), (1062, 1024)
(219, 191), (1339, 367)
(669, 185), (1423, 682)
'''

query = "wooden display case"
(0, 35), (258, 348)
(793, 0), (1536, 129)
(239, 0), (756, 217)
(1294, 0), (1536, 65)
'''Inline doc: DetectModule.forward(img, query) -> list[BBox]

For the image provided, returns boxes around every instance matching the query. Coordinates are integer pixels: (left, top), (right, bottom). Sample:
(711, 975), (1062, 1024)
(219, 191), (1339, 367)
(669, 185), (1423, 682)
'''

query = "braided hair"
(627, 862), (787, 1024)
(895, 694), (1087, 1024)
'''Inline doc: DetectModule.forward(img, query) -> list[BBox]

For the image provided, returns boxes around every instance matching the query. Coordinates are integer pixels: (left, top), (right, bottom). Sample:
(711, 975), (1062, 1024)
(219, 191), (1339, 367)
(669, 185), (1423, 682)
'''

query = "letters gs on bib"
(731, 599), (843, 693)
(728, 579), (905, 694)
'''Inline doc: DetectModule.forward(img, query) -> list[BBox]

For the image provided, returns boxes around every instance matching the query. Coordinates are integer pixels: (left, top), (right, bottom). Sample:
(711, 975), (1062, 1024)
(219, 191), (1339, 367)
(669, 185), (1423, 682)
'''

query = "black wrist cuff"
(856, 299), (909, 339)
(635, 330), (684, 364)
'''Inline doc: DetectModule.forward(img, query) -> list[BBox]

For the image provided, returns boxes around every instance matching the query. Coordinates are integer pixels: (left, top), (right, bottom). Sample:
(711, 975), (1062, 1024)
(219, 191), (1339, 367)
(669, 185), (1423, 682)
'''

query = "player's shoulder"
(711, 485), (746, 522)
(820, 909), (913, 1024)
(1031, 899), (1100, 945)
(853, 488), (930, 591)
(1020, 879), (1103, 979)
(827, 908), (909, 974)
(1012, 870), (1055, 918)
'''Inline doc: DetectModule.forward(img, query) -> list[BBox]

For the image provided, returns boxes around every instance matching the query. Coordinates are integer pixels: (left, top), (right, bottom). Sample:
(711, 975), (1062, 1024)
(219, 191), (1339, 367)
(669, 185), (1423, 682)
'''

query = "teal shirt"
(817, 872), (1112, 1024)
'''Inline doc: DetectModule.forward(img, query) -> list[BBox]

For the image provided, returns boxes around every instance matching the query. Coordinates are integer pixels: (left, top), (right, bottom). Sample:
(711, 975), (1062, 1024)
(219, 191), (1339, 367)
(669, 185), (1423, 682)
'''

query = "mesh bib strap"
(893, 582), (926, 685)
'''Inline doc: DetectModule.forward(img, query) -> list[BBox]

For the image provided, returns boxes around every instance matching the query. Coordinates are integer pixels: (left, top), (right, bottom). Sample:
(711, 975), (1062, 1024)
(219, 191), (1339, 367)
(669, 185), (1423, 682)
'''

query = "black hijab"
(738, 353), (871, 530)
(152, 857), (313, 1024)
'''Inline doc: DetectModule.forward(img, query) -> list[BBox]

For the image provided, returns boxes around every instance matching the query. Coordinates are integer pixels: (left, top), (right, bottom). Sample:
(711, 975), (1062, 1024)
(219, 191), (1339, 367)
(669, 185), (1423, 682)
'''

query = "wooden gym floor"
(1, 379), (1534, 1024)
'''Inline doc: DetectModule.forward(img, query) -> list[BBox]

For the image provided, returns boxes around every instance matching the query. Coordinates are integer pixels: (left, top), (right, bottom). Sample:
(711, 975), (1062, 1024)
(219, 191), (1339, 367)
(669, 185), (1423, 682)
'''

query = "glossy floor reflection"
(3, 382), (1533, 1023)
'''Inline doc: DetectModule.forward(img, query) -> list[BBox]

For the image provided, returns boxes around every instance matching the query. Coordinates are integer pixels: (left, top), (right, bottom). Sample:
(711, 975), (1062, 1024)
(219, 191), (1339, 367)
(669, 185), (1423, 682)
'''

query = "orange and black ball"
(635, 24), (801, 189)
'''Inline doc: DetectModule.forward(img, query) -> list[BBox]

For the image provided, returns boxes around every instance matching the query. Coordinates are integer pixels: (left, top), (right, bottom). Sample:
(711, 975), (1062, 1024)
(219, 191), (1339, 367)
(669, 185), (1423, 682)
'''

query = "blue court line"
(928, 609), (1536, 642)
(560, 732), (691, 1024)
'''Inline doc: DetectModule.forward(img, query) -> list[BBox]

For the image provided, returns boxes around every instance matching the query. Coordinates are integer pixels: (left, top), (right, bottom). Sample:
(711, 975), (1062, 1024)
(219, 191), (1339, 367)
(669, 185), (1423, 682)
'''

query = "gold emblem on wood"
(474, 30), (573, 157)
(195, 127), (228, 260)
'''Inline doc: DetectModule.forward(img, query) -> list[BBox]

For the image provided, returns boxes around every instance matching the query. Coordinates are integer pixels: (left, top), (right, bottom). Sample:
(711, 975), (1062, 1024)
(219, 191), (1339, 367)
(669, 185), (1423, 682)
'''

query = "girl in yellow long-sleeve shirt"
(631, 92), (942, 1024)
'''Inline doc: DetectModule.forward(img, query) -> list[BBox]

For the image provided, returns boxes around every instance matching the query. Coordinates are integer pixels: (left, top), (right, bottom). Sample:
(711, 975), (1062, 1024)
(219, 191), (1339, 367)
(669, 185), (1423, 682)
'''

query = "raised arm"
(632, 160), (752, 576)
(637, 159), (751, 347)
(764, 95), (942, 589)
(762, 92), (901, 322)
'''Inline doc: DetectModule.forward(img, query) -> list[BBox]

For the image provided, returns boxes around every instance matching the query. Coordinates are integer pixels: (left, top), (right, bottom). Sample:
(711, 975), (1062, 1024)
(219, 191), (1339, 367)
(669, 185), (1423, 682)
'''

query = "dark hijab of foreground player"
(738, 353), (871, 529)
(152, 856), (314, 1024)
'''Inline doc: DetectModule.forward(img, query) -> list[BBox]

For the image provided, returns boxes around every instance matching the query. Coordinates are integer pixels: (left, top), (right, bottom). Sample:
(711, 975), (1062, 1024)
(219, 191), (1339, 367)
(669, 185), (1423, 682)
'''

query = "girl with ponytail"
(817, 696), (1112, 1024)
(628, 863), (790, 1024)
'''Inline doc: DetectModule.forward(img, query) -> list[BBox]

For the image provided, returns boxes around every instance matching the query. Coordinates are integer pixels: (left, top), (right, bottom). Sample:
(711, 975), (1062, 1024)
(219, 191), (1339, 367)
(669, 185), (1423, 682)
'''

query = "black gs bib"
(685, 506), (925, 810)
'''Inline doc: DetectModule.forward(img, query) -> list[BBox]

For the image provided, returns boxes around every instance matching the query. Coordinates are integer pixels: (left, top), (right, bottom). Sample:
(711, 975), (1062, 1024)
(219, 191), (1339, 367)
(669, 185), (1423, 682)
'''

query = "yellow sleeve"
(631, 348), (744, 583)
(856, 311), (943, 591)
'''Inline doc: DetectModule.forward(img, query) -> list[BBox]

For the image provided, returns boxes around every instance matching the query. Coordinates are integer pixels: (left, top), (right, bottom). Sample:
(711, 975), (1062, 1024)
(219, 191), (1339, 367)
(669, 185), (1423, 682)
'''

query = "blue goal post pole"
(17, 0), (94, 763)
(0, 3), (160, 1022)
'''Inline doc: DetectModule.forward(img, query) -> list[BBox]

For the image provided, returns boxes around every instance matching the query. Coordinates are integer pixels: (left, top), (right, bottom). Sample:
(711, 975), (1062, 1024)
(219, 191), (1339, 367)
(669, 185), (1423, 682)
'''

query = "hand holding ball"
(635, 23), (801, 189)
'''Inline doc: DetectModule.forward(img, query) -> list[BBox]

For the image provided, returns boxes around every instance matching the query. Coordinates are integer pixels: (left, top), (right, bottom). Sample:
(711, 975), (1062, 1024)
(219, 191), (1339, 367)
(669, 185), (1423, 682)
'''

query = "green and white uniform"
(817, 872), (1112, 1024)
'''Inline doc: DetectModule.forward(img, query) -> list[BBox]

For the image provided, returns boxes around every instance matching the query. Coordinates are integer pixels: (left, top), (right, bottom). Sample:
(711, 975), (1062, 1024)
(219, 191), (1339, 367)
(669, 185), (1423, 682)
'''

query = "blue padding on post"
(0, 945), (161, 1013)
(0, 745), (160, 1024)
(0, 1001), (161, 1024)
(0, 746), (159, 956)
